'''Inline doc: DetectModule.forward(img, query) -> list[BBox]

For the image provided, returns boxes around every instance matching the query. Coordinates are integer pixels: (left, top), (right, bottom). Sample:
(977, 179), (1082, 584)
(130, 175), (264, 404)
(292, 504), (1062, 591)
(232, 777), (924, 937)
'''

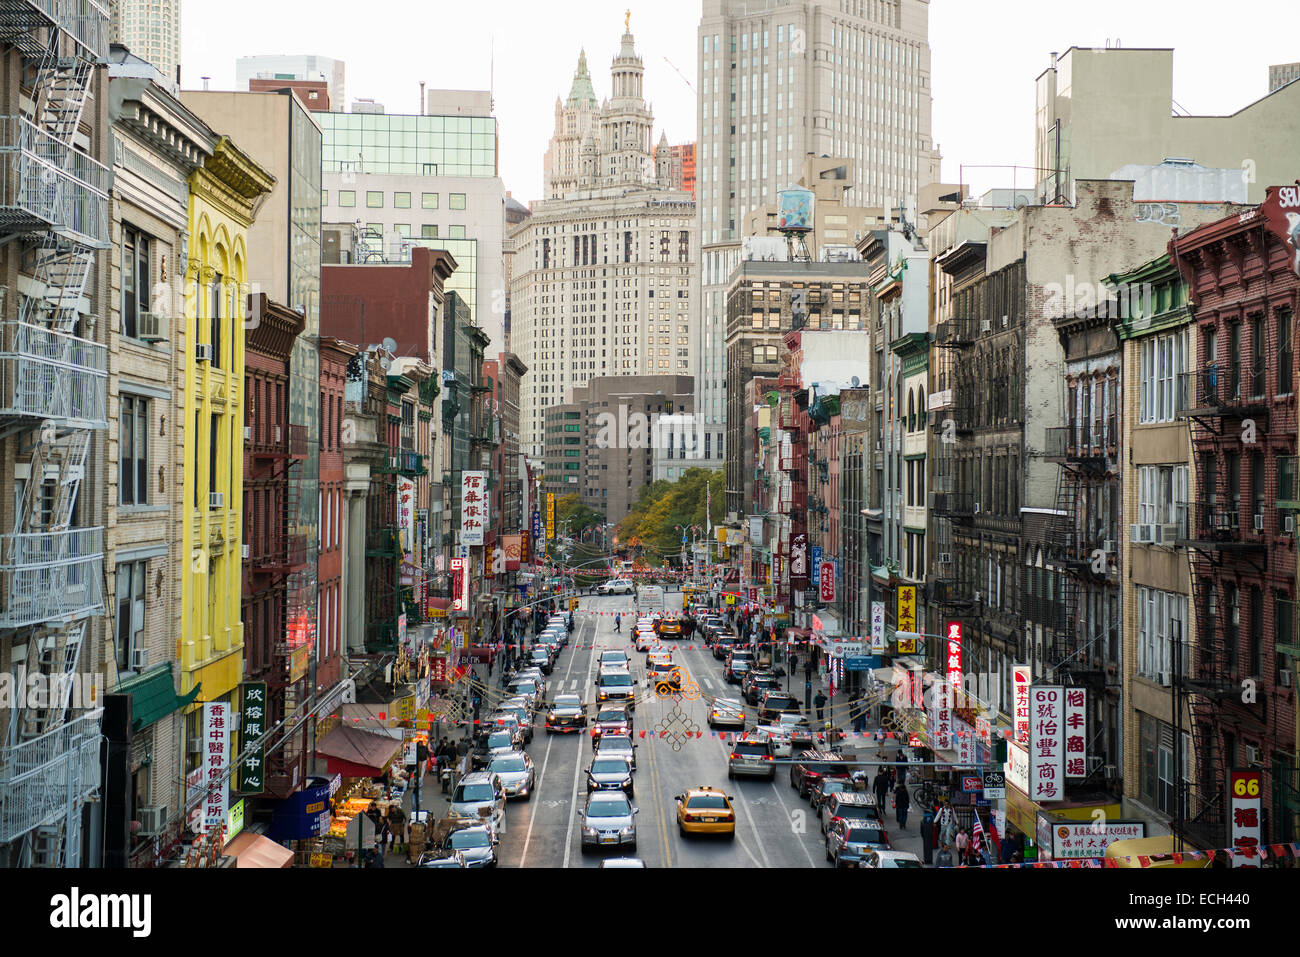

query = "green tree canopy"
(616, 469), (724, 567)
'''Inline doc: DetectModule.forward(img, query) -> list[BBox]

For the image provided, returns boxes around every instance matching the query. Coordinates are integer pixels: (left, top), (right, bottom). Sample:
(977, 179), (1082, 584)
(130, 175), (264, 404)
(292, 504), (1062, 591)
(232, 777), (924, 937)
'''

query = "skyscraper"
(697, 0), (941, 507)
(111, 0), (181, 82)
(511, 24), (698, 459)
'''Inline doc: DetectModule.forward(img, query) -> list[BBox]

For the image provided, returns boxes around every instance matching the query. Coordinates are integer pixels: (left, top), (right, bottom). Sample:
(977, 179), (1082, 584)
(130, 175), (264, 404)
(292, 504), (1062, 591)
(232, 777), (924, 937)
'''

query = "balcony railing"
(1178, 368), (1269, 417)
(931, 491), (975, 518)
(0, 0), (109, 60)
(0, 116), (110, 246)
(0, 709), (103, 845)
(1044, 417), (1116, 467)
(0, 320), (107, 426)
(0, 527), (104, 628)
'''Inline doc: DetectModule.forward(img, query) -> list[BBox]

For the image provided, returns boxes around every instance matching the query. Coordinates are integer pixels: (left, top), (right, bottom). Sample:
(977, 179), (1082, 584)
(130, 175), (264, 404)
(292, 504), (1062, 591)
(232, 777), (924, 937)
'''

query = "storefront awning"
(223, 832), (294, 868)
(315, 724), (403, 778)
(116, 663), (201, 733)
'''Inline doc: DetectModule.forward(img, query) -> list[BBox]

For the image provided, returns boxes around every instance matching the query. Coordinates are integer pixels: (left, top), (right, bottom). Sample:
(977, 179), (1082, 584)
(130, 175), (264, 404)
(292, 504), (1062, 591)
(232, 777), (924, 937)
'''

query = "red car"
(790, 750), (854, 800)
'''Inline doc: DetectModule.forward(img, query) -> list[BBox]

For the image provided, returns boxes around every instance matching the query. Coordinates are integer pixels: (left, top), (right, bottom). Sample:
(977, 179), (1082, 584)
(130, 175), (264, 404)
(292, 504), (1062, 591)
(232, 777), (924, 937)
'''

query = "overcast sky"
(181, 0), (1295, 205)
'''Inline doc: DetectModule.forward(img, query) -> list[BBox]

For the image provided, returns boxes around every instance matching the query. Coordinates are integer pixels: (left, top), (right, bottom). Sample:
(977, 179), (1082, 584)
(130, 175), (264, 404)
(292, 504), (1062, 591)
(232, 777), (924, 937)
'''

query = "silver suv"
(448, 772), (506, 834)
(728, 734), (776, 780)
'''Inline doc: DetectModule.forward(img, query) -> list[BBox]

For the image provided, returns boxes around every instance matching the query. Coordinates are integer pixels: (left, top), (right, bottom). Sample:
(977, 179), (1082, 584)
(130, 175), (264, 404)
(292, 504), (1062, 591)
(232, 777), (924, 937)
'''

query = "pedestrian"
(894, 779), (911, 829)
(803, 656), (815, 680)
(614, 613), (621, 633)
(813, 690), (828, 724)
(935, 843), (954, 868)
(389, 805), (406, 847)
(788, 651), (799, 675)
(920, 808), (935, 865)
(851, 690), (868, 734)
(954, 826), (969, 864)
(873, 769), (891, 807)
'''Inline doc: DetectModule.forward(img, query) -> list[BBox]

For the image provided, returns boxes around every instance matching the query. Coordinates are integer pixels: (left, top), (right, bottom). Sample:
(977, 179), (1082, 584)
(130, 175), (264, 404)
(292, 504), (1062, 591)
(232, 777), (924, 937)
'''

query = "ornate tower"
(599, 20), (654, 187)
(544, 49), (601, 198)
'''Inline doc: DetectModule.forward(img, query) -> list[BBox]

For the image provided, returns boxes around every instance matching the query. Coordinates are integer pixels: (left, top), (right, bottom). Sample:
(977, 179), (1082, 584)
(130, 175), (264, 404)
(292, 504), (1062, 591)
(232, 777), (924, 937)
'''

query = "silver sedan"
(487, 751), (536, 800)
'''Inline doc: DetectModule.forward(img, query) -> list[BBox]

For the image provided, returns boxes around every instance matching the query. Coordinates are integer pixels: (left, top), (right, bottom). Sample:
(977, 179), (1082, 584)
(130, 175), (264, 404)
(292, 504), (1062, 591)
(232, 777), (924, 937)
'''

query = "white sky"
(180, 0), (1297, 206)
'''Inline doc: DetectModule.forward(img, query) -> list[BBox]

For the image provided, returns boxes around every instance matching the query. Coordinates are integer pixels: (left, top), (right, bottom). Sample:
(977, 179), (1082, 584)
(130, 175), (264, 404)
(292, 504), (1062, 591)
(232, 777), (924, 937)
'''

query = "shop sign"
(819, 561), (836, 602)
(201, 701), (230, 834)
(226, 800), (245, 841)
(1065, 688), (1087, 778)
(451, 559), (468, 612)
(398, 476), (416, 551)
(504, 534), (522, 570)
(397, 613), (407, 643)
(532, 510), (542, 545)
(1005, 739), (1029, 794)
(811, 545), (822, 571)
(237, 682), (267, 794)
(1048, 818), (1146, 859)
(1229, 769), (1263, 868)
(960, 775), (983, 793)
(1013, 664), (1031, 745)
(1028, 686), (1064, 802)
(897, 586), (916, 633)
(926, 675), (952, 750)
(871, 602), (884, 650)
(461, 471), (487, 545)
(945, 622), (963, 688)
(953, 715), (976, 765)
(546, 493), (555, 541)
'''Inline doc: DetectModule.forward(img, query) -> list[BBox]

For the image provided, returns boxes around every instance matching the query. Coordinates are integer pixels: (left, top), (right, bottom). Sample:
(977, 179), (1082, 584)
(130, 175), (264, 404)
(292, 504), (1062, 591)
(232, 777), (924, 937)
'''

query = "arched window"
(917, 386), (926, 430)
(907, 389), (915, 432)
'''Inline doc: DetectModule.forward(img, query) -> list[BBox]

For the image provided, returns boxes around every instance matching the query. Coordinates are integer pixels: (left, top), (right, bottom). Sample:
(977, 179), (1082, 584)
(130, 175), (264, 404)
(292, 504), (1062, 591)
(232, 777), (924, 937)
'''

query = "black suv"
(790, 750), (854, 799)
(757, 691), (803, 723)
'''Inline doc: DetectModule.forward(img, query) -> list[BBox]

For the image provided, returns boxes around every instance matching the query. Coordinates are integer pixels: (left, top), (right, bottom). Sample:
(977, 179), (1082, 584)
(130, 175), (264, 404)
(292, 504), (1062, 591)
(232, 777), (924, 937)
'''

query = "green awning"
(116, 663), (201, 733)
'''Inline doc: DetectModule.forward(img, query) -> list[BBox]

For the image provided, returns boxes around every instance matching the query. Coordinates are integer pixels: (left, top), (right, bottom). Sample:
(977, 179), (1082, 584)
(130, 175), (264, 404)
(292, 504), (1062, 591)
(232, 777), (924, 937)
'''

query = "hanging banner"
(1065, 688), (1087, 778)
(532, 509), (542, 547)
(871, 602), (885, 651)
(897, 585), (916, 634)
(1229, 769), (1263, 868)
(520, 528), (530, 565)
(790, 533), (809, 589)
(201, 701), (230, 834)
(819, 561), (836, 602)
(927, 674), (953, 750)
(1029, 685), (1065, 803)
(237, 683), (267, 794)
(451, 558), (468, 613)
(546, 493), (555, 541)
(397, 476), (416, 551)
(503, 534), (522, 570)
(1013, 664), (1032, 746)
(460, 471), (487, 546)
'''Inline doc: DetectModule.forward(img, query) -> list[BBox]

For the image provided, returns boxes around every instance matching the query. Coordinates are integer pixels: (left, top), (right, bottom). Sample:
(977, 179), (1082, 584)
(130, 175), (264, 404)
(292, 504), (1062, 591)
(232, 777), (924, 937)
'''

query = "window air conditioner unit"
(275, 425), (282, 443)
(1244, 744), (1259, 765)
(243, 426), (251, 442)
(1103, 540), (1116, 554)
(209, 492), (224, 510)
(1280, 669), (1294, 688)
(1130, 524), (1155, 544)
(973, 502), (981, 513)
(196, 343), (213, 362)
(1001, 314), (1009, 328)
(1286, 515), (1296, 534)
(241, 544), (250, 559)
(1253, 513), (1265, 531)
(979, 319), (991, 333)
(1159, 524), (1182, 546)
(131, 647), (148, 670)
(973, 590), (982, 603)
(137, 805), (168, 837)
(138, 311), (165, 342)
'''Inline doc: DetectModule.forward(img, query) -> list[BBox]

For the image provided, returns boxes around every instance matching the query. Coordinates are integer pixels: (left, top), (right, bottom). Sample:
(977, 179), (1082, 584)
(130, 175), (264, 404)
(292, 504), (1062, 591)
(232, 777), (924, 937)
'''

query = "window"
(1279, 308), (1294, 394)
(1251, 313), (1265, 397)
(450, 193), (467, 210)
(394, 191), (411, 209)
(421, 192), (439, 209)
(365, 191), (383, 208)
(114, 560), (147, 672)
(421, 224), (439, 239)
(210, 273), (223, 369)
(1136, 586), (1187, 683)
(1137, 464), (1188, 534)
(338, 190), (356, 207)
(119, 395), (149, 506)
(394, 224), (411, 238)
(1138, 329), (1187, 423)
(322, 189), (328, 206)
(449, 225), (466, 239)
(121, 226), (150, 339)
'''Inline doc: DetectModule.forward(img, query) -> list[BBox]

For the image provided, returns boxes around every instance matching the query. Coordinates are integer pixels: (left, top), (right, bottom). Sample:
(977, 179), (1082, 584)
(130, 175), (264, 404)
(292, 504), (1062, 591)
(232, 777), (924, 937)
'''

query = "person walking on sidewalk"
(954, 826), (969, 865)
(813, 690), (828, 724)
(873, 769), (891, 808)
(894, 779), (911, 830)
(935, 843), (954, 868)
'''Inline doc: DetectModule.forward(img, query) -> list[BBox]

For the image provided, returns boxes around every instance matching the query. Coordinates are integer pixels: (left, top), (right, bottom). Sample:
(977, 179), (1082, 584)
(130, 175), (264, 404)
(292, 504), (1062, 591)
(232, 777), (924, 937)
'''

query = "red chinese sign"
(945, 621), (963, 689)
(818, 561), (835, 602)
(1229, 769), (1262, 868)
(461, 471), (487, 545)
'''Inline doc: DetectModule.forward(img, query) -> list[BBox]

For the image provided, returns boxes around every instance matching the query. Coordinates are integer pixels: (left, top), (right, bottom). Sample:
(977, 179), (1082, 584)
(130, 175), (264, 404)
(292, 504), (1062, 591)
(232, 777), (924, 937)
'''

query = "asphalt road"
(493, 592), (837, 868)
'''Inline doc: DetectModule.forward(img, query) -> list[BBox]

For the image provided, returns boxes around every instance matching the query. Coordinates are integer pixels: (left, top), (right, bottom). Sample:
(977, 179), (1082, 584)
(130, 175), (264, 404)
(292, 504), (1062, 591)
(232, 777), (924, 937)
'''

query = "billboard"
(460, 471), (487, 546)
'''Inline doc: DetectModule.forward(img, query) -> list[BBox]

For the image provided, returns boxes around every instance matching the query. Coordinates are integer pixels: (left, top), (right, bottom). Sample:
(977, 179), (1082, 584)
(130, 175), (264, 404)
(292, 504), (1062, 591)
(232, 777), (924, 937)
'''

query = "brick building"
(316, 336), (357, 689)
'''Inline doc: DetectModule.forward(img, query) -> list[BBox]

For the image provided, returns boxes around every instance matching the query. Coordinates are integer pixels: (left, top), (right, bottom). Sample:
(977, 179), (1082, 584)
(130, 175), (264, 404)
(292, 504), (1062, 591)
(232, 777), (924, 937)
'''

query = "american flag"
(971, 811), (985, 853)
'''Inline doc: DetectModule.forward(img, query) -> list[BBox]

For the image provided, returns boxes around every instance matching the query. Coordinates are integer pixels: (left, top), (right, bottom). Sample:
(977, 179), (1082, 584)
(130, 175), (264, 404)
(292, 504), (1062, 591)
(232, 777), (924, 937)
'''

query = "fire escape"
(1177, 363), (1272, 849)
(928, 316), (976, 617)
(0, 0), (110, 867)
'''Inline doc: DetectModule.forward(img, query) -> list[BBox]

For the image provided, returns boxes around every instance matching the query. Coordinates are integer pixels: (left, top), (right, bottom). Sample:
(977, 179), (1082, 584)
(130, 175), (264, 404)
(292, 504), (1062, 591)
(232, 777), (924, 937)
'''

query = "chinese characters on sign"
(546, 493), (555, 541)
(1013, 665), (1032, 746)
(1229, 769), (1263, 868)
(790, 532), (808, 588)
(945, 621), (963, 689)
(927, 676), (953, 750)
(819, 560), (836, 602)
(201, 702), (230, 833)
(238, 683), (266, 794)
(532, 509), (542, 547)
(451, 558), (468, 613)
(897, 586), (916, 633)
(1028, 686), (1064, 802)
(871, 602), (885, 653)
(1049, 820), (1146, 859)
(1064, 688), (1087, 778)
(397, 476), (416, 551)
(460, 471), (487, 546)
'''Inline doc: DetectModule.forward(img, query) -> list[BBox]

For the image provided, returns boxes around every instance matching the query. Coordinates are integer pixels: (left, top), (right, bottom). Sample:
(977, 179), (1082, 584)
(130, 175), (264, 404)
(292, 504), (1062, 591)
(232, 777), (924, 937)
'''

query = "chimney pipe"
(201, 76), (211, 91)
(419, 81), (425, 116)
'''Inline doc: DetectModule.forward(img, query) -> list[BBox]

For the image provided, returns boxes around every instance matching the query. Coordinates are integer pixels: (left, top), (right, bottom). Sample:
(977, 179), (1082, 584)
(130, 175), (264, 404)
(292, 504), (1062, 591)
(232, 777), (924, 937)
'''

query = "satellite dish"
(382, 337), (398, 354)
(379, 355), (392, 372)
(851, 376), (861, 388)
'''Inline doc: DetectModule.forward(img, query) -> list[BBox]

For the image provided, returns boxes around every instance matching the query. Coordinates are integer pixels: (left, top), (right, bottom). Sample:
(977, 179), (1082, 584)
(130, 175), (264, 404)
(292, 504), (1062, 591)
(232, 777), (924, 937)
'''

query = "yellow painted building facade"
(179, 137), (275, 716)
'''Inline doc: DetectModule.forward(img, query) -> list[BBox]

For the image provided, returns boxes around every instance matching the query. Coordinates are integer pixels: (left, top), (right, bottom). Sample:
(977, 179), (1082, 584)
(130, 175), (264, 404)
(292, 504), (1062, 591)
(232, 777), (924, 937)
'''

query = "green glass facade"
(317, 112), (498, 177)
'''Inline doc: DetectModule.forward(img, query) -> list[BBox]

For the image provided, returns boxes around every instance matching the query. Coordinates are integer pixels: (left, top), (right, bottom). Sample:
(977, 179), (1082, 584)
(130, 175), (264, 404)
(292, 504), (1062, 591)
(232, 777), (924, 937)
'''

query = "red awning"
(315, 725), (402, 778)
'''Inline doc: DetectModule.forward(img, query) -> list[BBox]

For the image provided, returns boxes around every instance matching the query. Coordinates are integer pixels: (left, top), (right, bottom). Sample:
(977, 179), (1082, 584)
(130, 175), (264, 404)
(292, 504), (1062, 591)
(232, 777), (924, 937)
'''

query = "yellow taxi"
(657, 615), (685, 638)
(675, 786), (737, 838)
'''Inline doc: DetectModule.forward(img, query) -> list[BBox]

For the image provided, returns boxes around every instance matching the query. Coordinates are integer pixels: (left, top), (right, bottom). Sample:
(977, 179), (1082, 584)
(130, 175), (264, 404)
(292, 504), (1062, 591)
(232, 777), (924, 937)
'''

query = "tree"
(616, 468), (725, 567)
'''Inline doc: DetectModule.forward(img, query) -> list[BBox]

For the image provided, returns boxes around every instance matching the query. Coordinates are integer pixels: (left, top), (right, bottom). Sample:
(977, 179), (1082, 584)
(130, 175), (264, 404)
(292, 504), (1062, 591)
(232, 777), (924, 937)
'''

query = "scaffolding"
(0, 0), (109, 867)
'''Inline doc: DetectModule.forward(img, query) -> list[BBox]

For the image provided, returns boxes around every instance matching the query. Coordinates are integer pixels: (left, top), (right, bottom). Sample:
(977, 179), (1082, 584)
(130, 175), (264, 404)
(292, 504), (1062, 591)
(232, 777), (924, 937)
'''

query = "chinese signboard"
(926, 675), (953, 751)
(460, 471), (487, 545)
(1028, 686), (1064, 802)
(201, 701), (230, 834)
(503, 534), (522, 570)
(237, 682), (266, 794)
(819, 561), (836, 602)
(546, 493), (555, 541)
(532, 509), (542, 547)
(945, 621), (963, 688)
(897, 586), (916, 633)
(1013, 664), (1032, 746)
(451, 558), (468, 613)
(397, 476), (416, 551)
(1229, 769), (1263, 868)
(953, 715), (976, 765)
(1064, 688), (1087, 778)
(790, 532), (808, 589)
(1045, 818), (1146, 860)
(871, 602), (885, 651)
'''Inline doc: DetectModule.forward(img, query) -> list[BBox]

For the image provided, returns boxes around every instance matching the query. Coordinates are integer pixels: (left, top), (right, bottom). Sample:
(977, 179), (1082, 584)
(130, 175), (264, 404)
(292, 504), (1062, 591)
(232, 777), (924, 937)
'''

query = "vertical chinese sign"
(451, 558), (468, 612)
(897, 585), (916, 634)
(201, 701), (230, 834)
(927, 675), (952, 750)
(871, 601), (885, 653)
(1013, 665), (1031, 746)
(238, 682), (266, 794)
(945, 621), (963, 689)
(461, 471), (486, 546)
(1028, 685), (1064, 802)
(1064, 688), (1087, 778)
(546, 493), (555, 541)
(819, 561), (836, 602)
(1229, 770), (1262, 868)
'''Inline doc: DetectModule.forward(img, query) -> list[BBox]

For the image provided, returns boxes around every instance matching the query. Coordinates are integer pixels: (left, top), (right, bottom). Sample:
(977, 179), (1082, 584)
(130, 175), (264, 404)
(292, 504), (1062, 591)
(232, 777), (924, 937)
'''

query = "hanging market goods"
(654, 702), (701, 753)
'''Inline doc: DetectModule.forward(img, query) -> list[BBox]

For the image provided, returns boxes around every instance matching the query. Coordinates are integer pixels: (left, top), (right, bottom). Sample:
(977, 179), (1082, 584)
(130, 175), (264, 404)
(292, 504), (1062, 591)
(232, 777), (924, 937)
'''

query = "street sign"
(844, 656), (872, 671)
(982, 770), (1006, 799)
(960, 775), (983, 793)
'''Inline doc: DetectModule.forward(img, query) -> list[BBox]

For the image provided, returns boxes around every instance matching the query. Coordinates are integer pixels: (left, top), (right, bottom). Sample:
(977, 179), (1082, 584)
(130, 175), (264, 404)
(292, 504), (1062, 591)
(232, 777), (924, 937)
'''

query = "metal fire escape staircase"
(0, 0), (108, 868)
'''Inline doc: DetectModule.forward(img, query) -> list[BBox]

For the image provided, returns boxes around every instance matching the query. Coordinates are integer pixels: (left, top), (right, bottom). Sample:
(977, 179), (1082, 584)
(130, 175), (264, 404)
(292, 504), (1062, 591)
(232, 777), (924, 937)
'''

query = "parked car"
(580, 791), (639, 851)
(757, 691), (803, 723)
(447, 772), (506, 833)
(598, 650), (630, 670)
(812, 778), (858, 816)
(753, 723), (794, 757)
(529, 646), (555, 674)
(820, 793), (883, 835)
(713, 635), (742, 660)
(825, 818), (892, 867)
(440, 824), (498, 867)
(871, 850), (923, 868)
(728, 734), (776, 780)
(507, 676), (543, 708)
(473, 728), (523, 769)
(599, 857), (646, 868)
